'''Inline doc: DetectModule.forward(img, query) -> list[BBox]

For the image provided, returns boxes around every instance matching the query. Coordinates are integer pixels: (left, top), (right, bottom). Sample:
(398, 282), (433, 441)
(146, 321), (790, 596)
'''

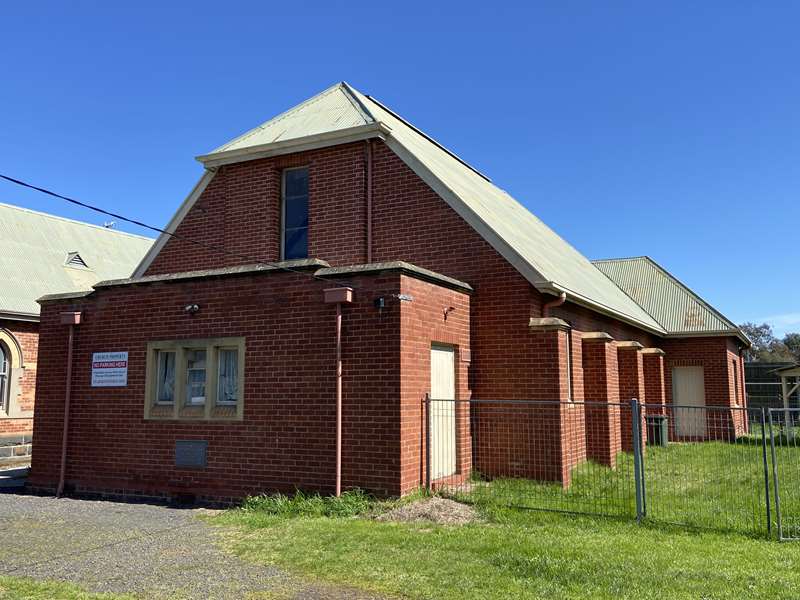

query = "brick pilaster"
(618, 342), (646, 452)
(642, 348), (666, 416)
(581, 332), (621, 467)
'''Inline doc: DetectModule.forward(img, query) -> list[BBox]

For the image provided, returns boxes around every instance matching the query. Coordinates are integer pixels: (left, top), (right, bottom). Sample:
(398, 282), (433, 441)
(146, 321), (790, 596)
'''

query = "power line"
(0, 173), (353, 288)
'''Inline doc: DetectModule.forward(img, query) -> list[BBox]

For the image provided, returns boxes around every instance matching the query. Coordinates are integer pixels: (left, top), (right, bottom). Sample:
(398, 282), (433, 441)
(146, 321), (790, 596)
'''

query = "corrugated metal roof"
(196, 82), (665, 333)
(593, 256), (740, 335)
(0, 203), (153, 317)
(210, 83), (373, 154)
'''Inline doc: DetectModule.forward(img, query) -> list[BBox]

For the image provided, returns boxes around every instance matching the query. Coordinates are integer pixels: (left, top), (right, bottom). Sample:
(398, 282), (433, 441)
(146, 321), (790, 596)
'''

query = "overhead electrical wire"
(0, 173), (355, 288)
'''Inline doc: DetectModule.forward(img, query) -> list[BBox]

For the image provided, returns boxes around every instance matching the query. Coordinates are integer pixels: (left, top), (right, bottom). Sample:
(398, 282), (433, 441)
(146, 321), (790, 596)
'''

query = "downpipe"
(323, 287), (354, 497)
(542, 291), (567, 317)
(57, 311), (82, 498)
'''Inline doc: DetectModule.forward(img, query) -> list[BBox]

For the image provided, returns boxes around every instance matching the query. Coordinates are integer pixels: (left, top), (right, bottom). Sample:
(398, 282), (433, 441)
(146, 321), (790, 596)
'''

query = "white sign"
(91, 352), (128, 387)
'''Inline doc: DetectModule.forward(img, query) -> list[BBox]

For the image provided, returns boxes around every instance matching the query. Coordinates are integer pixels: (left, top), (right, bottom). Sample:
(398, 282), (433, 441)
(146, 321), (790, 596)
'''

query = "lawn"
(0, 577), (132, 600)
(453, 440), (779, 535)
(214, 494), (800, 600)
(213, 441), (800, 600)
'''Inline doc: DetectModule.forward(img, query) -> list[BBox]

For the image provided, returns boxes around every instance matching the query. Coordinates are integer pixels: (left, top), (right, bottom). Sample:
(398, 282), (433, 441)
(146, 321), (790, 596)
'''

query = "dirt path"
(0, 493), (384, 599)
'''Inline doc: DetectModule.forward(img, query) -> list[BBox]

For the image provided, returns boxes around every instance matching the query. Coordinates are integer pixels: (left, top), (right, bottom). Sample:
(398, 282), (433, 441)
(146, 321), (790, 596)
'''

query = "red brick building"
(0, 204), (151, 466)
(28, 83), (749, 500)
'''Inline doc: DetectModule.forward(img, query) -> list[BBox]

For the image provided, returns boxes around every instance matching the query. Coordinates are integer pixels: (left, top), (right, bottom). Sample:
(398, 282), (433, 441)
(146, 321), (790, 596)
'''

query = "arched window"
(0, 342), (8, 415)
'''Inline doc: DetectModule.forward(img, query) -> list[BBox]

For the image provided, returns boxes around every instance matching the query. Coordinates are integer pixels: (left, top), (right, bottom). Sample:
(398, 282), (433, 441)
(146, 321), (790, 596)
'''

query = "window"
(217, 349), (239, 405)
(145, 338), (245, 420)
(155, 351), (176, 404)
(0, 343), (8, 415)
(185, 349), (207, 406)
(282, 167), (309, 259)
(732, 359), (740, 406)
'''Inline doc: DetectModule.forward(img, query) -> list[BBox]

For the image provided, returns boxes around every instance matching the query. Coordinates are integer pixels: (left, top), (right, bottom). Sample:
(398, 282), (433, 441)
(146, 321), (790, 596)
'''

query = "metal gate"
(638, 403), (771, 536)
(768, 408), (800, 540)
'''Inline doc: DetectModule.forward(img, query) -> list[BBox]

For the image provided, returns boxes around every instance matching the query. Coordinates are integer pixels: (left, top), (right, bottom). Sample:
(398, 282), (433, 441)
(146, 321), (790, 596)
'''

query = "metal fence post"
(631, 398), (645, 522)
(768, 409), (783, 539)
(759, 408), (772, 536)
(425, 394), (432, 493)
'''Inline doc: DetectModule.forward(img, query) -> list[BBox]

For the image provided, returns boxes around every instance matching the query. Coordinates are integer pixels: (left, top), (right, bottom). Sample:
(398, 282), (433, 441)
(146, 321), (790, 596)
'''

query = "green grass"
(241, 488), (378, 518)
(215, 497), (800, 600)
(212, 442), (800, 599)
(0, 576), (133, 600)
(451, 439), (800, 536)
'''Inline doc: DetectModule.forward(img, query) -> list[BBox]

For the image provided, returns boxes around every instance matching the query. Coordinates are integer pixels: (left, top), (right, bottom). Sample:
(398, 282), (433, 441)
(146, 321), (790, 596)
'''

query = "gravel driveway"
(0, 493), (384, 599)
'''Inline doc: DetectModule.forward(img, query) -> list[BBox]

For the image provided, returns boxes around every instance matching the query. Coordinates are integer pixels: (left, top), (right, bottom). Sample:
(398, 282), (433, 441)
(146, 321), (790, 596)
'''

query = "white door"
(673, 366), (706, 438)
(430, 345), (456, 479)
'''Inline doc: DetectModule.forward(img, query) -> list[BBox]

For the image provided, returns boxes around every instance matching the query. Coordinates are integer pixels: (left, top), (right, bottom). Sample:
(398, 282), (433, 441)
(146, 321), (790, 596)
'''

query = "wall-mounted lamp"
(443, 306), (455, 320)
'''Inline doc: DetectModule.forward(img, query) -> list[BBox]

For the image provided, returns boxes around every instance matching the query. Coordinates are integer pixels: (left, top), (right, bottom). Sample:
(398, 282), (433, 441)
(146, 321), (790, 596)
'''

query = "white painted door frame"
(672, 366), (707, 438)
(430, 344), (456, 480)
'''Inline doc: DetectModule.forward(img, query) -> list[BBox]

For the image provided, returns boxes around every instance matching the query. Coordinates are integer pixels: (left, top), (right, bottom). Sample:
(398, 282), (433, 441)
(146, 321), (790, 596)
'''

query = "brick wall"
(662, 336), (746, 439)
(30, 134), (749, 497)
(146, 142), (370, 275)
(147, 141), (560, 401)
(29, 269), (470, 500)
(398, 275), (471, 493)
(0, 319), (38, 439)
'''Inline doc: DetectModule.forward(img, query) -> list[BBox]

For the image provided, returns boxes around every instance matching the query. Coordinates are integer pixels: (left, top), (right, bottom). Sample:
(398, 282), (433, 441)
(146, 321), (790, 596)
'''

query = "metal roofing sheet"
(211, 83), (373, 154)
(0, 203), (153, 316)
(593, 257), (739, 335)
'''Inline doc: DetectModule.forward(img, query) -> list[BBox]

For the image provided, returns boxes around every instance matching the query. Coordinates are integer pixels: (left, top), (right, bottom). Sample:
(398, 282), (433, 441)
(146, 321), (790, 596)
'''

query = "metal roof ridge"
(0, 202), (154, 241)
(339, 81), (376, 124)
(591, 256), (650, 264)
(362, 93), (493, 183)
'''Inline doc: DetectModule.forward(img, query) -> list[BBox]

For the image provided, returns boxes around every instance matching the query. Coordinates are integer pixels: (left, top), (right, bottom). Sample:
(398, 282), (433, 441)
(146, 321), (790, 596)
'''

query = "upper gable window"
(282, 167), (309, 259)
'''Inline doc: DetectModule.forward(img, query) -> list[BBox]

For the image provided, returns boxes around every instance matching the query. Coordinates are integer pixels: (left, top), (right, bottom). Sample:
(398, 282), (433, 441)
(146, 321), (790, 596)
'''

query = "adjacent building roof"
(593, 256), (747, 342)
(772, 364), (800, 377)
(0, 203), (153, 320)
(143, 82), (666, 333)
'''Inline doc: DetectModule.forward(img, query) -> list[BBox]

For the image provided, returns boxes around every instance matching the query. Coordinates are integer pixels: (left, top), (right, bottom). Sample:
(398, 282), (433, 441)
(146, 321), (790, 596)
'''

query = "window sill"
(145, 404), (241, 421)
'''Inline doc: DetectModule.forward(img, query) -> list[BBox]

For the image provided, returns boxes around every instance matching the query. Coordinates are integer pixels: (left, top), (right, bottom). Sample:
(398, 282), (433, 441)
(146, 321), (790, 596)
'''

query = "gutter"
(538, 282), (667, 336)
(0, 310), (40, 323)
(196, 123), (392, 168)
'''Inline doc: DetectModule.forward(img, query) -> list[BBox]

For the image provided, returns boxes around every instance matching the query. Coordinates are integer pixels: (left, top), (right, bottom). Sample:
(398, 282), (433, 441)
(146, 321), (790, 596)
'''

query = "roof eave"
(196, 122), (392, 168)
(540, 282), (667, 336)
(0, 309), (40, 323)
(664, 330), (751, 347)
(379, 134), (666, 336)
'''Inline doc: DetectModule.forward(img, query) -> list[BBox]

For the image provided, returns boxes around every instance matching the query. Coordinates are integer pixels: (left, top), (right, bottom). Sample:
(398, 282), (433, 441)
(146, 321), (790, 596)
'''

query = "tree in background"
(740, 322), (799, 362)
(785, 333), (800, 361)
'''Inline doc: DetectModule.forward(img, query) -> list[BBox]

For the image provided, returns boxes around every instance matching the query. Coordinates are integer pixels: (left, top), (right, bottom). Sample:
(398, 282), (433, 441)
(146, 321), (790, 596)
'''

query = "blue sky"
(1, 2), (798, 335)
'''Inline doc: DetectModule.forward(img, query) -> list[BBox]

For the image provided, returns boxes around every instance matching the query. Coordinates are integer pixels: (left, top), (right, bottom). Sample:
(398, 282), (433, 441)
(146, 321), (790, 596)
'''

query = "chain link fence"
(425, 398), (798, 538)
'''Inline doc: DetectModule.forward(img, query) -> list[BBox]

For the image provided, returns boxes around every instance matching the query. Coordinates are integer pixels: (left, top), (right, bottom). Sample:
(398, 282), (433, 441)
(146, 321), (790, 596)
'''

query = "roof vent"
(65, 252), (89, 269)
